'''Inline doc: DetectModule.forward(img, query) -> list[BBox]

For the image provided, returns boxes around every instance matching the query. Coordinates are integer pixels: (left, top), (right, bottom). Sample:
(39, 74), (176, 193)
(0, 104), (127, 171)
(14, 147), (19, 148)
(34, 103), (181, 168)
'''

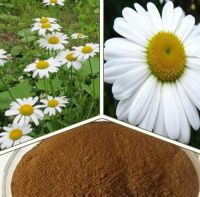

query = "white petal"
(128, 76), (157, 125)
(162, 1), (174, 31)
(176, 81), (200, 130)
(163, 84), (180, 140)
(176, 15), (195, 42)
(112, 66), (149, 100)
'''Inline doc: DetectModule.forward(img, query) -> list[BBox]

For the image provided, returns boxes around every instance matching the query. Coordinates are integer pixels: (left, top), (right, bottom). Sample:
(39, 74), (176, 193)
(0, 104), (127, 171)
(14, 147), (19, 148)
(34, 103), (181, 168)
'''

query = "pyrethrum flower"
(73, 43), (99, 60)
(104, 1), (200, 144)
(56, 50), (83, 70)
(43, 0), (64, 6)
(71, 33), (88, 39)
(38, 32), (68, 51)
(31, 21), (61, 35)
(40, 96), (68, 116)
(0, 124), (32, 149)
(34, 17), (57, 24)
(5, 97), (44, 126)
(0, 49), (8, 66)
(24, 58), (61, 78)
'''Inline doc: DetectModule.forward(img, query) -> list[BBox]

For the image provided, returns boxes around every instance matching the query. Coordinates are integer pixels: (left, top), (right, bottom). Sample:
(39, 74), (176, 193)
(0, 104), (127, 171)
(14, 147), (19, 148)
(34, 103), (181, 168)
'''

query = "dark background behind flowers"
(104, 0), (200, 149)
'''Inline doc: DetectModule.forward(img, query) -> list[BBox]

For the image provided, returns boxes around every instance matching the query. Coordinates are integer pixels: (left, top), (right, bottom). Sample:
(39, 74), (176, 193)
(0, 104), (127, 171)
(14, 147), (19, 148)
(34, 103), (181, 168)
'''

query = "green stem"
(70, 66), (73, 123)
(49, 76), (55, 96)
(89, 58), (96, 99)
(1, 78), (15, 101)
(43, 78), (48, 97)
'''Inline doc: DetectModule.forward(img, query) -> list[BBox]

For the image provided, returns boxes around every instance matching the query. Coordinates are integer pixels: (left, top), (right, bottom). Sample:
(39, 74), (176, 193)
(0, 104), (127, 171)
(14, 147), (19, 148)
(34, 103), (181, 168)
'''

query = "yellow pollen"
(36, 61), (49, 69)
(147, 32), (186, 82)
(41, 22), (52, 29)
(82, 46), (93, 54)
(9, 129), (23, 141)
(77, 33), (84, 38)
(48, 36), (60, 44)
(48, 99), (59, 107)
(66, 52), (77, 61)
(50, 0), (57, 3)
(40, 17), (49, 23)
(19, 104), (34, 116)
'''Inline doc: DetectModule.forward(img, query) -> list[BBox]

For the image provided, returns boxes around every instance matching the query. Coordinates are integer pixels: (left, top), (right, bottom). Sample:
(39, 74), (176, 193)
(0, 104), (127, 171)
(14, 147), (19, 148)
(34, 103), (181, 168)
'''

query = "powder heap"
(12, 122), (199, 197)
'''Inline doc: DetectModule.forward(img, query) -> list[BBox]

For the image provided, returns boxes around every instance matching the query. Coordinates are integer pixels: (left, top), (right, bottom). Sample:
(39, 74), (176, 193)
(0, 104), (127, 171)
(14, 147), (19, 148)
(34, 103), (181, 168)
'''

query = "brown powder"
(12, 122), (199, 197)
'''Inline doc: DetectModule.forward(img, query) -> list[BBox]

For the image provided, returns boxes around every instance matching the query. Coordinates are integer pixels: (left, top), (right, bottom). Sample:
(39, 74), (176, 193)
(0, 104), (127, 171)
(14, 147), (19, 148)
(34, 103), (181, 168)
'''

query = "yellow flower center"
(48, 99), (59, 107)
(77, 33), (84, 38)
(147, 32), (186, 82)
(9, 129), (23, 141)
(36, 61), (49, 69)
(50, 0), (57, 3)
(82, 46), (93, 54)
(48, 36), (60, 44)
(66, 52), (77, 61)
(41, 22), (52, 29)
(19, 104), (34, 116)
(40, 17), (49, 23)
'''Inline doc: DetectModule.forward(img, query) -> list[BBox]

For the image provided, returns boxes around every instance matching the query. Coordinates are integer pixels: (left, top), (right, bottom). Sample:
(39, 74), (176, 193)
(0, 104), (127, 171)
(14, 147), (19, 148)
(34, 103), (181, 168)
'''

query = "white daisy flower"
(38, 32), (68, 51)
(0, 49), (8, 66)
(73, 43), (99, 60)
(40, 96), (68, 116)
(31, 22), (61, 36)
(104, 1), (200, 144)
(43, 0), (65, 6)
(71, 33), (88, 39)
(24, 58), (62, 78)
(5, 97), (44, 126)
(0, 124), (33, 149)
(33, 17), (57, 24)
(56, 50), (83, 70)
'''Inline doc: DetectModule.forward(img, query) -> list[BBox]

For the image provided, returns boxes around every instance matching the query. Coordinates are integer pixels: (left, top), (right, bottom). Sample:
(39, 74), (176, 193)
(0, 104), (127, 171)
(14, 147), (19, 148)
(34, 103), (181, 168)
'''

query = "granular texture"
(11, 122), (199, 197)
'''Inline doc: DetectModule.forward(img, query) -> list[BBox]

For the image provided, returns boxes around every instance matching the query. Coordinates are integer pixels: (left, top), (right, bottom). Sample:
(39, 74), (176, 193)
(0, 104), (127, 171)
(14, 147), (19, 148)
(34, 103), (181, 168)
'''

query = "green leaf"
(81, 57), (99, 78)
(36, 79), (62, 93)
(0, 81), (32, 109)
(82, 78), (99, 99)
(11, 46), (23, 56)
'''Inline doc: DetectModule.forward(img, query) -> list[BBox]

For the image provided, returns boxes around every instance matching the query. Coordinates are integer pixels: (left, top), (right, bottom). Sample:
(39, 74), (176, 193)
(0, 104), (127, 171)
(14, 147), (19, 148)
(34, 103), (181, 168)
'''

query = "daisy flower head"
(43, 0), (65, 6)
(5, 97), (44, 126)
(73, 43), (99, 60)
(40, 96), (68, 116)
(31, 21), (61, 36)
(71, 33), (88, 39)
(0, 124), (32, 149)
(34, 17), (57, 24)
(0, 49), (8, 66)
(38, 32), (68, 51)
(56, 50), (83, 70)
(104, 1), (200, 144)
(24, 58), (62, 78)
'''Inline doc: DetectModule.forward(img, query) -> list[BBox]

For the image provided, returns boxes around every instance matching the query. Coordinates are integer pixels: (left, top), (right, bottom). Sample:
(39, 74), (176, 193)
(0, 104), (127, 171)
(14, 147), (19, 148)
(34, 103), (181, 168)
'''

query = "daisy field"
(0, 0), (99, 150)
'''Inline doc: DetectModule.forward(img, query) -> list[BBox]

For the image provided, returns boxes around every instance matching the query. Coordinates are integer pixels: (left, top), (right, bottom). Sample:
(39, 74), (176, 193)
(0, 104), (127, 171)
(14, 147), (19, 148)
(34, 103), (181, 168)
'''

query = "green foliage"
(0, 0), (99, 149)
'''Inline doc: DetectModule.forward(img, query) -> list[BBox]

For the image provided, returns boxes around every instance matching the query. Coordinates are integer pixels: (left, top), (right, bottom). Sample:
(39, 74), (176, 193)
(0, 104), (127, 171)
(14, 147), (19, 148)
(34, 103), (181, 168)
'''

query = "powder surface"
(12, 122), (199, 197)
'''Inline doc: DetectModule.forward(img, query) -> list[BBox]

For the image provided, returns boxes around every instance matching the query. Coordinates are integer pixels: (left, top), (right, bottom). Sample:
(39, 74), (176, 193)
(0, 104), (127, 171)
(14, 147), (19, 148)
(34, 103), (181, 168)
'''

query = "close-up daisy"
(74, 43), (99, 60)
(43, 0), (65, 6)
(5, 97), (44, 126)
(71, 33), (88, 39)
(38, 32), (68, 51)
(104, 1), (200, 143)
(39, 96), (68, 116)
(56, 50), (83, 70)
(0, 124), (32, 149)
(0, 49), (8, 66)
(31, 21), (61, 36)
(24, 58), (62, 78)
